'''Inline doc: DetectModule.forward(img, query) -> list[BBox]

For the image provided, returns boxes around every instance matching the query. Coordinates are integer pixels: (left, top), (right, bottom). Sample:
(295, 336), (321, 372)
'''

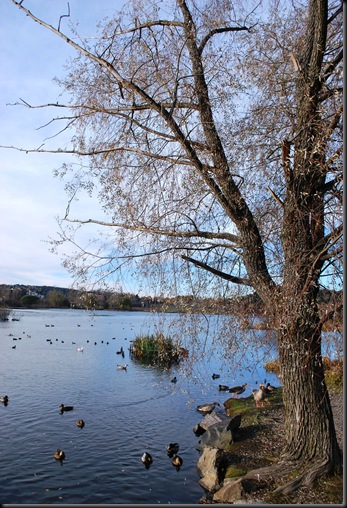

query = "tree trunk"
(277, 309), (342, 473)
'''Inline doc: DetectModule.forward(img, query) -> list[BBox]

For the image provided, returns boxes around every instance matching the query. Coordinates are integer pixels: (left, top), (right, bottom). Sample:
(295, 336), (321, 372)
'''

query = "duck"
(171, 376), (177, 383)
(218, 384), (229, 391)
(0, 395), (9, 404)
(76, 346), (84, 352)
(266, 382), (276, 392)
(196, 401), (221, 413)
(60, 404), (74, 412)
(76, 419), (85, 428)
(167, 442), (179, 456)
(141, 452), (153, 467)
(54, 449), (65, 460)
(228, 383), (248, 398)
(171, 454), (183, 468)
(117, 364), (128, 370)
(253, 385), (271, 408)
(212, 373), (220, 379)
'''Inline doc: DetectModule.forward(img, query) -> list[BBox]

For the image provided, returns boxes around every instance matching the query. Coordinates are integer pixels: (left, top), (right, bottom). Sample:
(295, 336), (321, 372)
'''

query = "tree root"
(243, 457), (341, 497)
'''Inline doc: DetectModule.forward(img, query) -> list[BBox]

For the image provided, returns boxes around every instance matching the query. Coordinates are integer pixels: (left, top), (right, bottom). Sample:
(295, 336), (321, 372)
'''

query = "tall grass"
(130, 332), (188, 366)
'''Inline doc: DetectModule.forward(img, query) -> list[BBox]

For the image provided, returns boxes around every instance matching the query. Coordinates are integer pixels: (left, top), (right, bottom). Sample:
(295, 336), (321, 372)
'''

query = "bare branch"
(181, 254), (252, 286)
(199, 25), (250, 55)
(63, 216), (241, 245)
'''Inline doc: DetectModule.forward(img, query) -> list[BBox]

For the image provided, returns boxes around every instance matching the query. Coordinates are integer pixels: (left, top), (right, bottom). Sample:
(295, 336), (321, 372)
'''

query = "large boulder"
(198, 414), (242, 450)
(212, 477), (256, 503)
(196, 446), (233, 493)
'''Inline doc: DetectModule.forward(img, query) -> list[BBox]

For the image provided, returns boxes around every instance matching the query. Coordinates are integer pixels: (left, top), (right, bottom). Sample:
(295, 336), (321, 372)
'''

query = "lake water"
(0, 308), (339, 504)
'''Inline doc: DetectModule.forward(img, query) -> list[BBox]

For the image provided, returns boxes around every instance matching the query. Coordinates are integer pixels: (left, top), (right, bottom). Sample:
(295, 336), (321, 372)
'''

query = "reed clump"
(130, 332), (188, 366)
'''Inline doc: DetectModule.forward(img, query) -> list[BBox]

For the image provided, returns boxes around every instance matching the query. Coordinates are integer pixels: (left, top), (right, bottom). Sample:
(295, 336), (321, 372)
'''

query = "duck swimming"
(228, 383), (248, 398)
(76, 419), (85, 428)
(60, 404), (74, 412)
(117, 364), (128, 370)
(171, 376), (177, 383)
(171, 454), (183, 468)
(0, 395), (9, 404)
(218, 384), (229, 391)
(141, 452), (153, 468)
(54, 449), (65, 460)
(212, 373), (220, 379)
(196, 401), (221, 413)
(167, 443), (179, 456)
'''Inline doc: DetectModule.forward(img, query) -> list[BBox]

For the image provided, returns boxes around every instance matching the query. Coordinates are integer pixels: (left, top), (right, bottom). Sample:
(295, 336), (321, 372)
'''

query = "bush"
(130, 332), (188, 366)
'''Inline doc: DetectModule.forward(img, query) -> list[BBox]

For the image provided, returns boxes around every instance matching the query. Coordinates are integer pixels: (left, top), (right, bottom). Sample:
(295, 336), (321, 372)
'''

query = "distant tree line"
(0, 285), (341, 329)
(0, 284), (157, 311)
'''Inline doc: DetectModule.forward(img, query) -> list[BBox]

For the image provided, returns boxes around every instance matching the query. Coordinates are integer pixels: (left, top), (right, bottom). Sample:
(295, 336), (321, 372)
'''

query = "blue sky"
(1, 1), (127, 288)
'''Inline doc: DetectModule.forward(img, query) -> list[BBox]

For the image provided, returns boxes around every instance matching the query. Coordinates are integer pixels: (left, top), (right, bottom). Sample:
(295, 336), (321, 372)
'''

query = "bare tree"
(4, 0), (343, 492)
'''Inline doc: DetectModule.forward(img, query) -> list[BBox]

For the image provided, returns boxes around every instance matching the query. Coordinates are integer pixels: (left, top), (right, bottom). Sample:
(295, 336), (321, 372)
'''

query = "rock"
(198, 414), (242, 450)
(212, 477), (255, 503)
(196, 446), (233, 493)
(194, 411), (227, 436)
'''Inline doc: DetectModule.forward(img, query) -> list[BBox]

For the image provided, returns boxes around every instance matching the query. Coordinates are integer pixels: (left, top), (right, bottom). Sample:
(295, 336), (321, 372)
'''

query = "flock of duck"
(194, 374), (277, 414)
(141, 442), (183, 471)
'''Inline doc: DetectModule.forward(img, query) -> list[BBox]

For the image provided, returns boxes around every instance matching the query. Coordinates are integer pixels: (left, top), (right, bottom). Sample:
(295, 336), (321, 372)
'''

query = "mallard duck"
(54, 449), (65, 460)
(253, 385), (271, 408)
(228, 383), (248, 398)
(76, 419), (85, 428)
(167, 443), (179, 456)
(212, 373), (220, 379)
(171, 454), (183, 468)
(218, 384), (229, 391)
(141, 452), (153, 466)
(266, 382), (276, 392)
(196, 401), (221, 413)
(0, 395), (9, 404)
(117, 364), (128, 370)
(60, 404), (74, 412)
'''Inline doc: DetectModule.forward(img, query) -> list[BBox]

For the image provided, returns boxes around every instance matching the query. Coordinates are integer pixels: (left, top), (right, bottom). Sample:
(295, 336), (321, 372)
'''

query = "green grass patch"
(224, 465), (246, 478)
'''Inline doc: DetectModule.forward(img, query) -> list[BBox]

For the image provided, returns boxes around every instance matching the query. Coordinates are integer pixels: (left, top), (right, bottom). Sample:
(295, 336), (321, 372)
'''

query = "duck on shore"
(196, 401), (221, 413)
(253, 385), (271, 408)
(228, 383), (248, 398)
